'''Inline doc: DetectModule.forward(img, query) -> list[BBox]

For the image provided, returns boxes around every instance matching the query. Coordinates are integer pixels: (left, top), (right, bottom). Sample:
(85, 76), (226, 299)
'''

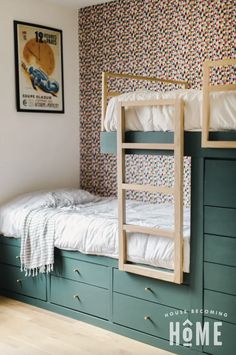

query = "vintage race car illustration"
(22, 61), (59, 96)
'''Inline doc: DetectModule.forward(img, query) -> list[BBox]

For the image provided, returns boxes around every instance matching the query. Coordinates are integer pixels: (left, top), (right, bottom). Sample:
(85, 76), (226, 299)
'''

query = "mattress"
(0, 190), (190, 272)
(104, 89), (236, 132)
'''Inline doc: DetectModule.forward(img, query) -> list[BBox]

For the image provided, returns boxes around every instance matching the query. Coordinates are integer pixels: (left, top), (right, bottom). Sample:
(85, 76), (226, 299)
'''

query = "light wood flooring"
(0, 296), (174, 355)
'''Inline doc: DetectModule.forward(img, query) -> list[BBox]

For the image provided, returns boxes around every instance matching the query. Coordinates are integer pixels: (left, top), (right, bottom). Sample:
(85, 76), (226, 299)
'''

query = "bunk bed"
(0, 58), (236, 355)
(101, 58), (236, 285)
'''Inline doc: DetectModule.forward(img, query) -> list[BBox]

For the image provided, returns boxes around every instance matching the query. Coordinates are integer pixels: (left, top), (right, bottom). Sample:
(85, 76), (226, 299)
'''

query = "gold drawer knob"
(144, 287), (151, 292)
(16, 256), (20, 259)
(73, 268), (80, 274)
(144, 316), (150, 321)
(73, 294), (80, 300)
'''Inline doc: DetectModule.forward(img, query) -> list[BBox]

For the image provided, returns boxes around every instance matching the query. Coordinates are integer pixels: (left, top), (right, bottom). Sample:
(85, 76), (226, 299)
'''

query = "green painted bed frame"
(1, 131), (236, 355)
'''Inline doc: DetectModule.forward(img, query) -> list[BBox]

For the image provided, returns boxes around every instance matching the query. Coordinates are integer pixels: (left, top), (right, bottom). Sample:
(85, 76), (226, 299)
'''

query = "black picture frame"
(14, 20), (64, 113)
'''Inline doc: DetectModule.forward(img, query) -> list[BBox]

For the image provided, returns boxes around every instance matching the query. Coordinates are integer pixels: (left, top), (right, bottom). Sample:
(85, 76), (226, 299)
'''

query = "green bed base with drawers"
(1, 132), (236, 355)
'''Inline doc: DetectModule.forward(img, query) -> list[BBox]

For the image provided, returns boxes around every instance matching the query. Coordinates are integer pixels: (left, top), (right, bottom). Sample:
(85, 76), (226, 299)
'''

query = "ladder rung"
(122, 143), (175, 150)
(122, 183), (174, 194)
(123, 263), (175, 282)
(123, 224), (175, 238)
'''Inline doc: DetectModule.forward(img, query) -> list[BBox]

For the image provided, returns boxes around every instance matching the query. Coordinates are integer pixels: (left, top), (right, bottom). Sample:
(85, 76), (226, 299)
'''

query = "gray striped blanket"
(20, 207), (60, 276)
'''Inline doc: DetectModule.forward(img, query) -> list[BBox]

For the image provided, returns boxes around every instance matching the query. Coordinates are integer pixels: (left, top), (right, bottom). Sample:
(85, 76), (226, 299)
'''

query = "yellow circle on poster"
(23, 38), (55, 75)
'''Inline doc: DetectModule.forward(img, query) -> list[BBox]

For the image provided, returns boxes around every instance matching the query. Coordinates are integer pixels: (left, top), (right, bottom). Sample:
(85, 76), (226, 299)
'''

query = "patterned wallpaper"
(79, 0), (235, 205)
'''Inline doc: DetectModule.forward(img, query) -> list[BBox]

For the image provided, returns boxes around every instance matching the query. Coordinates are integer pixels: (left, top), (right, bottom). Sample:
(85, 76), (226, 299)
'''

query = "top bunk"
(100, 58), (236, 158)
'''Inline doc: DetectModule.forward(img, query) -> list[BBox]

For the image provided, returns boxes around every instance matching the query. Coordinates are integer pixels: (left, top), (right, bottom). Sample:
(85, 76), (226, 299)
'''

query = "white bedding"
(0, 190), (190, 272)
(104, 89), (236, 132)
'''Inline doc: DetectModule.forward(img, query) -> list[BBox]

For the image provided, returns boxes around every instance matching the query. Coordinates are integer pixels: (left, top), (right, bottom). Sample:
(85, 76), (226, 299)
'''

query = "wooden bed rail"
(117, 98), (184, 284)
(101, 71), (188, 131)
(202, 58), (236, 148)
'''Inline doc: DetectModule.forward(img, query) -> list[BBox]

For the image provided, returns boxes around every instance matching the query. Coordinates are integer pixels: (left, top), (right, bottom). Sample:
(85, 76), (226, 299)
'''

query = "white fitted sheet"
(104, 89), (236, 132)
(0, 190), (191, 272)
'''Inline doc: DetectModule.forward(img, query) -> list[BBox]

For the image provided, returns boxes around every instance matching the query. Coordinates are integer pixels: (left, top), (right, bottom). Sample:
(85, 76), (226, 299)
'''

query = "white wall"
(0, 0), (80, 204)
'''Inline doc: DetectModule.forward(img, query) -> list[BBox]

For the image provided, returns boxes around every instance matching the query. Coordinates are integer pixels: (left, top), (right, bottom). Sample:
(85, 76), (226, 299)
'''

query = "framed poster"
(14, 21), (64, 113)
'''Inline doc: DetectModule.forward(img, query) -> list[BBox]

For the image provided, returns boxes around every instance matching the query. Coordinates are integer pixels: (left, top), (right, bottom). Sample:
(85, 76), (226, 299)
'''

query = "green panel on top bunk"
(100, 131), (236, 158)
(101, 131), (173, 156)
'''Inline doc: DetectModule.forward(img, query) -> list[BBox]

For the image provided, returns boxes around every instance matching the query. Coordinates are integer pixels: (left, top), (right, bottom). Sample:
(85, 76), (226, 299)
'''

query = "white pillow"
(50, 189), (101, 207)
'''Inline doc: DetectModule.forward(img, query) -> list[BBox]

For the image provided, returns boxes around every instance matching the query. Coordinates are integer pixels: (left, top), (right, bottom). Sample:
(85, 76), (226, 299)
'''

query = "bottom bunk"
(0, 190), (190, 273)
(0, 158), (203, 355)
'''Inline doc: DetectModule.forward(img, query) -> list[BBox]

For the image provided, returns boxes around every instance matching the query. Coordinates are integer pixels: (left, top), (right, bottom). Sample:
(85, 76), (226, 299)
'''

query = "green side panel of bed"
(204, 207), (236, 238)
(100, 131), (173, 155)
(204, 262), (236, 296)
(204, 290), (236, 324)
(54, 248), (118, 267)
(204, 234), (236, 267)
(101, 131), (236, 158)
(0, 236), (20, 247)
(205, 159), (236, 208)
(203, 317), (236, 355)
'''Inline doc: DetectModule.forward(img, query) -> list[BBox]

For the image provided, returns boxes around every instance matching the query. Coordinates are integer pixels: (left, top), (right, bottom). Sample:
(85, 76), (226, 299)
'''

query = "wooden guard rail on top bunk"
(202, 58), (236, 148)
(101, 72), (188, 131)
(102, 71), (188, 284)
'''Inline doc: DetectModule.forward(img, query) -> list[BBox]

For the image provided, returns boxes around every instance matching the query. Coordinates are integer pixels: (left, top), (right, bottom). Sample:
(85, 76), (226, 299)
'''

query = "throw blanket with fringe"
(20, 207), (61, 276)
(17, 190), (102, 276)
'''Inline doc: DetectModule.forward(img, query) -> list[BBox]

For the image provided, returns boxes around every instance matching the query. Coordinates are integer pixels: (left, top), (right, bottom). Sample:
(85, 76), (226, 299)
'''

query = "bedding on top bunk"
(104, 89), (236, 132)
(0, 189), (190, 274)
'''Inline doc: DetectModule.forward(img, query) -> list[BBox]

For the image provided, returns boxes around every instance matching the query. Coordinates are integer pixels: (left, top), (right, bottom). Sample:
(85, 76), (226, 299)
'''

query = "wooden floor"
(0, 296), (174, 355)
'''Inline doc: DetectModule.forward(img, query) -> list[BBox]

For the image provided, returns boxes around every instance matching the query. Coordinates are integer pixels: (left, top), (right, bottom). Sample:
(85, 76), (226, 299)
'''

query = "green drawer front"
(0, 264), (46, 300)
(53, 256), (109, 289)
(50, 275), (109, 319)
(205, 159), (236, 208)
(0, 244), (21, 267)
(113, 269), (190, 310)
(204, 207), (236, 238)
(203, 317), (236, 355)
(204, 290), (236, 324)
(204, 262), (236, 296)
(204, 234), (236, 267)
(113, 292), (186, 339)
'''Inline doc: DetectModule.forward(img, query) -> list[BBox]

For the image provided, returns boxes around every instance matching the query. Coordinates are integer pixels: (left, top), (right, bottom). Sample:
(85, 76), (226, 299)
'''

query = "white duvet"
(0, 190), (190, 272)
(104, 89), (236, 132)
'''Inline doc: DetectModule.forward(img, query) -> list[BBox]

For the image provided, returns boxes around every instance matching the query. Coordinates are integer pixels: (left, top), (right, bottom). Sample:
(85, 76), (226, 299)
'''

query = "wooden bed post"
(174, 99), (184, 284)
(202, 58), (236, 148)
(117, 103), (126, 270)
(101, 72), (108, 132)
(117, 99), (184, 284)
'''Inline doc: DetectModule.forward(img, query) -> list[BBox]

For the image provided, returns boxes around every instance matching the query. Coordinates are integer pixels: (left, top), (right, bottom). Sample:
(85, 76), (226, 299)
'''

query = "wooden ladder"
(117, 99), (184, 284)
